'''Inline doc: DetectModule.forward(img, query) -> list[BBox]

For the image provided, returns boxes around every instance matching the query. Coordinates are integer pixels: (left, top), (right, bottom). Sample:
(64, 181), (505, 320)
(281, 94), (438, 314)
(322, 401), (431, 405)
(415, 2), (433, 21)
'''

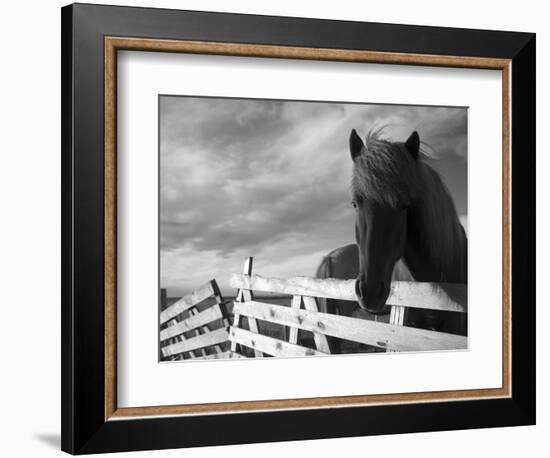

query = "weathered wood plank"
(233, 301), (466, 352)
(188, 308), (207, 357)
(207, 292), (228, 354)
(194, 351), (244, 360)
(229, 274), (466, 313)
(229, 326), (327, 358)
(199, 326), (223, 354)
(230, 273), (353, 302)
(230, 312), (240, 353)
(160, 280), (216, 323)
(388, 305), (407, 353)
(241, 257), (255, 301)
(161, 328), (229, 357)
(302, 296), (331, 353)
(387, 282), (466, 313)
(160, 306), (224, 341)
(239, 257), (262, 357)
(246, 315), (263, 358)
(390, 305), (407, 326)
(163, 318), (180, 360)
(288, 295), (302, 345)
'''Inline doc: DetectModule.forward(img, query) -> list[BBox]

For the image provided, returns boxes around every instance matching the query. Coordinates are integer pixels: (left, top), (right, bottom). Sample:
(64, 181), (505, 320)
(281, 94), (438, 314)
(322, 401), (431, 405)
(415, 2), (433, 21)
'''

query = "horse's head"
(349, 128), (422, 313)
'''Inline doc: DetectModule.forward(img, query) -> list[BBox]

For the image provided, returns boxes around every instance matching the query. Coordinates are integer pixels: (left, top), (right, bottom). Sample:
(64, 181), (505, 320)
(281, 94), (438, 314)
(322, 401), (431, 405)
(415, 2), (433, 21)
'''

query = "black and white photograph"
(0, 0), (542, 456)
(158, 96), (468, 361)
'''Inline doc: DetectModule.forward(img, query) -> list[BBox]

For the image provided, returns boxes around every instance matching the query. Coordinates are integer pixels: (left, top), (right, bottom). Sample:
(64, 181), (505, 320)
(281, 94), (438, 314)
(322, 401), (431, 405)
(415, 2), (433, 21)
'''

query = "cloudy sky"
(160, 96), (467, 296)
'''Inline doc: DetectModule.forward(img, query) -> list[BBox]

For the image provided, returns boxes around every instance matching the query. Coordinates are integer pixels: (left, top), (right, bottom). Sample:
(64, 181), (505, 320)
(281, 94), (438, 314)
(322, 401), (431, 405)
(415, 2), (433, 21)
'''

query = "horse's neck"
(403, 166), (467, 283)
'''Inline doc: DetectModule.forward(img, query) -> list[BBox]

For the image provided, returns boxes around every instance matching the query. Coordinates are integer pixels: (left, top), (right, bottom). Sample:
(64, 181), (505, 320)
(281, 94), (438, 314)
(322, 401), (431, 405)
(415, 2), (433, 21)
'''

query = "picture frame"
(61, 3), (535, 454)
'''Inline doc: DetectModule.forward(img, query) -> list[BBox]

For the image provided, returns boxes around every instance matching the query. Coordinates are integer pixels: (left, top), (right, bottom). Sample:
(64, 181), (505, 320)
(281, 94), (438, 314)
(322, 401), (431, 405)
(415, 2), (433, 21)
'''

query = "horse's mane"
(351, 128), (431, 208)
(351, 129), (467, 282)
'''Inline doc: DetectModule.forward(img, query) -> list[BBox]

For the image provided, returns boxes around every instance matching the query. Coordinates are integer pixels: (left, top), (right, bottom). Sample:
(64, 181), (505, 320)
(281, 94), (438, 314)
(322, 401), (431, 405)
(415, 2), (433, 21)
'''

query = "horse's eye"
(351, 200), (358, 209)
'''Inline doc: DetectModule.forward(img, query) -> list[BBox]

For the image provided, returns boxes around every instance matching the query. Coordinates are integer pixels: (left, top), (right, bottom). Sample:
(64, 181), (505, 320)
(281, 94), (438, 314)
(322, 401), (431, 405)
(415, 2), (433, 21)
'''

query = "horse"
(315, 245), (413, 318)
(316, 128), (467, 353)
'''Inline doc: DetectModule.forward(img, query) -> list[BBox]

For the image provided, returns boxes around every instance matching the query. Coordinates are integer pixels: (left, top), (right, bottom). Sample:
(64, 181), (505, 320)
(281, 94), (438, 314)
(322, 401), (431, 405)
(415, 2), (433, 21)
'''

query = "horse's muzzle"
(354, 278), (391, 315)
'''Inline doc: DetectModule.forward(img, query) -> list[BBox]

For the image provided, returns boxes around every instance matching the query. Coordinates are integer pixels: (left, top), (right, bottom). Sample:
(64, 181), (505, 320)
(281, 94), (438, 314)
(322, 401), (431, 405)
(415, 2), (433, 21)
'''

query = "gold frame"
(104, 37), (512, 421)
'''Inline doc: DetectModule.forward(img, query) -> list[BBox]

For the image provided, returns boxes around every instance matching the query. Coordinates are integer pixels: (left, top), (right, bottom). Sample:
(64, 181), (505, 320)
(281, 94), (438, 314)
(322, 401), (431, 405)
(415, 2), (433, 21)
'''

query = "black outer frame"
(61, 3), (535, 454)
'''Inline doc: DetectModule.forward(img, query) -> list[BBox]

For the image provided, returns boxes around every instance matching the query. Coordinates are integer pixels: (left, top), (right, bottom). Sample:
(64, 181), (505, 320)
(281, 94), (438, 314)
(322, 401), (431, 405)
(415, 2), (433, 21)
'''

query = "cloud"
(160, 97), (467, 295)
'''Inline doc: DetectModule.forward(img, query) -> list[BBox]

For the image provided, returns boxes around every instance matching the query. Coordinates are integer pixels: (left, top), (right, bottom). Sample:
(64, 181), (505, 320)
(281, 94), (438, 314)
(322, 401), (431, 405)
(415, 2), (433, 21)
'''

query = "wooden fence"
(159, 279), (236, 361)
(226, 258), (467, 357)
(159, 257), (467, 360)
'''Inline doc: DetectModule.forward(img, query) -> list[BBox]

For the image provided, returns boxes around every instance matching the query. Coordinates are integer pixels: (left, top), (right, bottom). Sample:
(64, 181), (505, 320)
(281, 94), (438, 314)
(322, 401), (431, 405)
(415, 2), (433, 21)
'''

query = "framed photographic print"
(61, 3), (536, 454)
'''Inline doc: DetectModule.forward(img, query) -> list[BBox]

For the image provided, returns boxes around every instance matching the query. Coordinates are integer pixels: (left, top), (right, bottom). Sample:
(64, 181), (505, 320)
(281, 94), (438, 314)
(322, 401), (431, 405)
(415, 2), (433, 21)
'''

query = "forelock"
(351, 130), (424, 207)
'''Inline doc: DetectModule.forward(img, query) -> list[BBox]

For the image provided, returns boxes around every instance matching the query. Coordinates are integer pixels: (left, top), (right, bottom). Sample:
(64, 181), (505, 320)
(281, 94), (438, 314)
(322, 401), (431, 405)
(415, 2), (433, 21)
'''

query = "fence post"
(302, 296), (331, 353)
(195, 280), (225, 355)
(288, 295), (302, 344)
(242, 258), (262, 357)
(388, 305), (408, 353)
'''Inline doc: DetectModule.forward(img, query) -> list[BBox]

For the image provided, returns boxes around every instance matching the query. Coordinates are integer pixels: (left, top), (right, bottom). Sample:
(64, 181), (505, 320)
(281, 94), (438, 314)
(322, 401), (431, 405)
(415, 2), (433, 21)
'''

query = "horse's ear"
(349, 129), (364, 161)
(405, 131), (420, 160)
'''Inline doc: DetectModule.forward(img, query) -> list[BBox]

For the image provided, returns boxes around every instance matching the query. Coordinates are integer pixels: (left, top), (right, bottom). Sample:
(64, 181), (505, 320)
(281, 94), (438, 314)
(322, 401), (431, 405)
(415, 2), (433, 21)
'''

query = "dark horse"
(316, 129), (467, 352)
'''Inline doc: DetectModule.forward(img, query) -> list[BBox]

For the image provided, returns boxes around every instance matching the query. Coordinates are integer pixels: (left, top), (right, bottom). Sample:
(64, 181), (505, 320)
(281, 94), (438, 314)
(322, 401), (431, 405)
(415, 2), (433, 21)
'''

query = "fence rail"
(160, 280), (222, 323)
(160, 306), (225, 341)
(232, 299), (466, 352)
(162, 328), (230, 358)
(159, 279), (230, 361)
(229, 273), (466, 313)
